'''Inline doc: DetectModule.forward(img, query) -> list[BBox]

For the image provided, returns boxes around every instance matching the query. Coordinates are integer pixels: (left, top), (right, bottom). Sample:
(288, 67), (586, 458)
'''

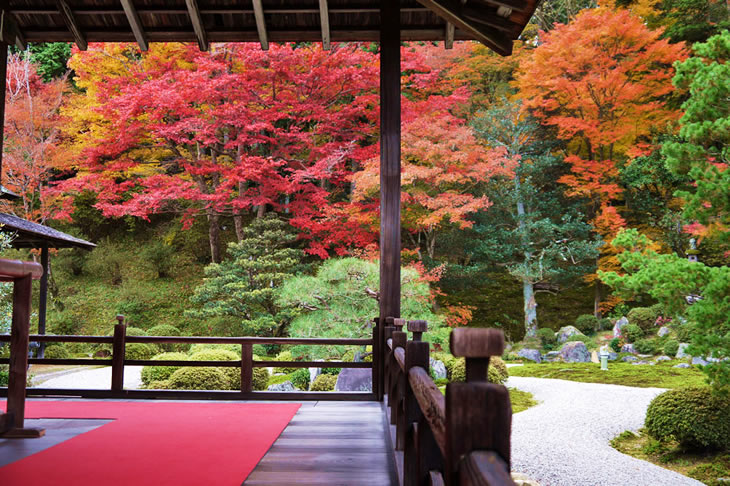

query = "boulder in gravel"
(268, 381), (295, 392)
(655, 356), (671, 362)
(621, 343), (637, 354)
(691, 357), (709, 366)
(557, 325), (585, 344)
(622, 356), (638, 362)
(559, 341), (590, 363)
(518, 348), (542, 363)
(335, 368), (372, 392)
(613, 317), (629, 338)
(673, 363), (691, 369)
(511, 473), (540, 486)
(430, 358), (447, 379)
(657, 326), (671, 337)
(676, 343), (691, 359)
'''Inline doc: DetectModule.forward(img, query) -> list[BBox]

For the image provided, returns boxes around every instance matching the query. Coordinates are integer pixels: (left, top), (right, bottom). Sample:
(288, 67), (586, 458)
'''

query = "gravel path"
(508, 376), (702, 486)
(32, 366), (143, 390)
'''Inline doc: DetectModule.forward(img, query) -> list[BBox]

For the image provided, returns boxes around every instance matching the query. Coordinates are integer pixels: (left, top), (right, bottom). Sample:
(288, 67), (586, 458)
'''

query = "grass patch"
(509, 361), (706, 389)
(611, 429), (730, 485)
(438, 386), (538, 414)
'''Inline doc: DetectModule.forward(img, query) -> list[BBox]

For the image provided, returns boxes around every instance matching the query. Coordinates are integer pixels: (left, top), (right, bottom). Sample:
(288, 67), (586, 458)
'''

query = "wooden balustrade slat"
(0, 358), (113, 366)
(241, 343), (253, 393)
(459, 451), (515, 486)
(408, 366), (446, 457)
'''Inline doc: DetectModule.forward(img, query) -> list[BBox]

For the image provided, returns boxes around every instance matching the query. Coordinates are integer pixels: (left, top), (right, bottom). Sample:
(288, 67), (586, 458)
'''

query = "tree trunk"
(233, 180), (245, 242)
(523, 280), (538, 338)
(207, 210), (221, 263)
(594, 281), (602, 318)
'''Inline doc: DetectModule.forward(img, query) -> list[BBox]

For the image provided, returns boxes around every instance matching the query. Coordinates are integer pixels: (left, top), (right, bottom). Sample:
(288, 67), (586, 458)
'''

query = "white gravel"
(32, 366), (143, 390)
(508, 376), (702, 486)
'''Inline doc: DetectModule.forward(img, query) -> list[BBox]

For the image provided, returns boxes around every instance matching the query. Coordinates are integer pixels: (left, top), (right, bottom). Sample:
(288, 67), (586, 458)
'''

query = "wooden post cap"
(450, 328), (504, 358)
(385, 317), (395, 325)
(407, 320), (428, 333)
(115, 315), (125, 325)
(393, 318), (406, 329)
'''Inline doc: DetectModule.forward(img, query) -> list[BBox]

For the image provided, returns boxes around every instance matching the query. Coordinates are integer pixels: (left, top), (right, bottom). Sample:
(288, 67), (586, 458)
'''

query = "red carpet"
(0, 400), (300, 486)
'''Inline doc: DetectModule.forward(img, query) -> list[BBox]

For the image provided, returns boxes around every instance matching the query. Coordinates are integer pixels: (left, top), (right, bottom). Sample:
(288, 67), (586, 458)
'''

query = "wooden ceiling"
(1, 0), (539, 57)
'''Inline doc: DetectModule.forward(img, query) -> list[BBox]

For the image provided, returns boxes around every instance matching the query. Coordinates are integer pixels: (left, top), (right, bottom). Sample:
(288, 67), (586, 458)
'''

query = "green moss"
(509, 362), (707, 389)
(509, 388), (538, 413)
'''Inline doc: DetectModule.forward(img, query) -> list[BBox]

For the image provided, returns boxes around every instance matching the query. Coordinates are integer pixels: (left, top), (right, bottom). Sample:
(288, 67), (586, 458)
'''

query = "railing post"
(111, 315), (127, 392)
(391, 330), (407, 434)
(445, 328), (512, 485)
(384, 317), (396, 405)
(241, 343), (253, 393)
(408, 320), (427, 342)
(404, 324), (429, 486)
(373, 316), (382, 400)
(6, 274), (33, 431)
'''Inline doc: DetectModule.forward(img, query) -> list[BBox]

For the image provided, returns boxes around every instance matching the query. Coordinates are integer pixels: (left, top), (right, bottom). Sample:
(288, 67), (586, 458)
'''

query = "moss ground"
(611, 429), (730, 485)
(509, 361), (707, 389)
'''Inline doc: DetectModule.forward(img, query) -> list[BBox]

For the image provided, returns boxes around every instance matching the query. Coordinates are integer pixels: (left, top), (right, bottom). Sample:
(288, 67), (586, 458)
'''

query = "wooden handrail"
(0, 258), (43, 280)
(408, 366), (446, 457)
(0, 334), (372, 345)
(460, 451), (513, 486)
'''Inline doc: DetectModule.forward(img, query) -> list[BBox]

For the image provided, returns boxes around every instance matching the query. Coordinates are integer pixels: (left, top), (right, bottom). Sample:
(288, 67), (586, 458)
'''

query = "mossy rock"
(140, 352), (188, 385)
(167, 367), (229, 390)
(311, 374), (337, 391)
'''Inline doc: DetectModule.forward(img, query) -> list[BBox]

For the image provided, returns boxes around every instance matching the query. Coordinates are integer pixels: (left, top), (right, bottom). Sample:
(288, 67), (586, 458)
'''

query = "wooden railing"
(0, 314), (376, 401)
(381, 317), (515, 486)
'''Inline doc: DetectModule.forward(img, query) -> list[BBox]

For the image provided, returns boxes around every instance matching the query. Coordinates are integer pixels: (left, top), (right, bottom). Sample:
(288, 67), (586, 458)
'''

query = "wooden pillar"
(379, 0), (401, 323)
(38, 245), (49, 358)
(0, 43), (7, 181)
(111, 315), (126, 392)
(7, 274), (32, 429)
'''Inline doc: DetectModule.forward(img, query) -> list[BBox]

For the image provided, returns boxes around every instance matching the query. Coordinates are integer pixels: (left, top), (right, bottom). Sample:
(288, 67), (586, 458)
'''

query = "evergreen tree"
(187, 215), (303, 336)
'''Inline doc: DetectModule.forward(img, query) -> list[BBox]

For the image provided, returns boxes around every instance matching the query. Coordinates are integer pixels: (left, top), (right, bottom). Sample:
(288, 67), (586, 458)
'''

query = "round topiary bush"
(125, 343), (156, 360)
(147, 380), (170, 389)
(147, 324), (188, 352)
(140, 352), (188, 385)
(274, 350), (298, 374)
(449, 357), (508, 385)
(290, 368), (311, 390)
(623, 324), (644, 343)
(574, 314), (599, 334)
(43, 344), (70, 359)
(628, 307), (660, 331)
(190, 349), (240, 390)
(634, 339), (657, 355)
(167, 367), (229, 390)
(311, 374), (337, 391)
(253, 368), (270, 391)
(188, 343), (241, 357)
(645, 387), (730, 450)
(536, 328), (557, 349)
(664, 340), (680, 357)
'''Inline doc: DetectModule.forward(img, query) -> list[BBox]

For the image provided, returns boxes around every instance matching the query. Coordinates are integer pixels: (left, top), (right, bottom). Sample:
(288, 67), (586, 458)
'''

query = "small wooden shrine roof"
(1, 0), (540, 56)
(0, 212), (96, 250)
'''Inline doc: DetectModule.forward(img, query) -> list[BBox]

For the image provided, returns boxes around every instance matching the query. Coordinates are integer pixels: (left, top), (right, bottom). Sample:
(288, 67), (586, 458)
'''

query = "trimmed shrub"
(537, 328), (557, 349)
(274, 350), (297, 374)
(253, 368), (269, 391)
(610, 338), (622, 353)
(311, 374), (337, 391)
(321, 366), (341, 376)
(44, 344), (70, 359)
(634, 339), (657, 355)
(167, 367), (228, 390)
(623, 324), (644, 343)
(290, 368), (311, 390)
(125, 343), (156, 360)
(190, 349), (239, 390)
(628, 307), (660, 331)
(188, 343), (241, 356)
(645, 387), (730, 450)
(140, 352), (188, 385)
(598, 318), (612, 331)
(449, 357), (509, 385)
(147, 324), (188, 352)
(147, 380), (170, 389)
(664, 340), (680, 357)
(575, 314), (599, 334)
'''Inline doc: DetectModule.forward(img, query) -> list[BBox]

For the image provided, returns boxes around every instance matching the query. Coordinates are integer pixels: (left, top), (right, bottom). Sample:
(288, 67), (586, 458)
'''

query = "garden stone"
(309, 367), (321, 384)
(607, 352), (618, 361)
(268, 381), (295, 392)
(657, 326), (670, 337)
(557, 326), (585, 344)
(673, 363), (691, 369)
(621, 344), (637, 354)
(631, 361), (652, 365)
(559, 341), (590, 363)
(622, 356), (638, 362)
(335, 368), (372, 392)
(543, 351), (560, 362)
(655, 356), (671, 362)
(591, 351), (599, 363)
(430, 358), (447, 379)
(691, 357), (709, 366)
(613, 317), (629, 338)
(676, 343), (691, 359)
(518, 348), (542, 363)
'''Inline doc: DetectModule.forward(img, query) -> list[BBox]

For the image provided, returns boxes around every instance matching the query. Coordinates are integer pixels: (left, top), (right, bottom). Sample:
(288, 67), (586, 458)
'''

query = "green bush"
(664, 340), (680, 357)
(562, 334), (593, 348)
(645, 387), (730, 450)
(147, 324), (187, 352)
(341, 350), (356, 362)
(598, 318), (612, 331)
(147, 380), (170, 389)
(449, 357), (509, 385)
(274, 350), (297, 374)
(623, 324), (644, 343)
(321, 366), (341, 376)
(676, 323), (697, 343)
(610, 338), (622, 353)
(311, 374), (337, 391)
(253, 368), (270, 391)
(48, 313), (80, 335)
(140, 352), (188, 385)
(252, 344), (268, 356)
(0, 365), (8, 386)
(141, 241), (177, 278)
(188, 343), (241, 357)
(190, 349), (239, 389)
(537, 328), (557, 349)
(167, 367), (229, 390)
(125, 343), (156, 360)
(290, 368), (311, 390)
(628, 307), (660, 331)
(44, 344), (70, 359)
(634, 339), (657, 355)
(575, 314), (599, 334)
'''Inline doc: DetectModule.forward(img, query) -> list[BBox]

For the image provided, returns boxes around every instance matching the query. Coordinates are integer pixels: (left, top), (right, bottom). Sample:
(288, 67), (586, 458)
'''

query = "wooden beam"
(0, 44), (6, 184)
(120, 0), (149, 51)
(445, 22), (454, 49)
(56, 0), (87, 50)
(184, 0), (208, 51)
(319, 0), (331, 50)
(415, 0), (513, 56)
(379, 0), (401, 323)
(1, 11), (27, 50)
(252, 0), (269, 50)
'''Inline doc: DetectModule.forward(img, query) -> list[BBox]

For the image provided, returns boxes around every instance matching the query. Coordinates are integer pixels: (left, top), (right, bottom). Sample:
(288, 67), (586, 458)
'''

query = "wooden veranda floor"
(244, 401), (399, 486)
